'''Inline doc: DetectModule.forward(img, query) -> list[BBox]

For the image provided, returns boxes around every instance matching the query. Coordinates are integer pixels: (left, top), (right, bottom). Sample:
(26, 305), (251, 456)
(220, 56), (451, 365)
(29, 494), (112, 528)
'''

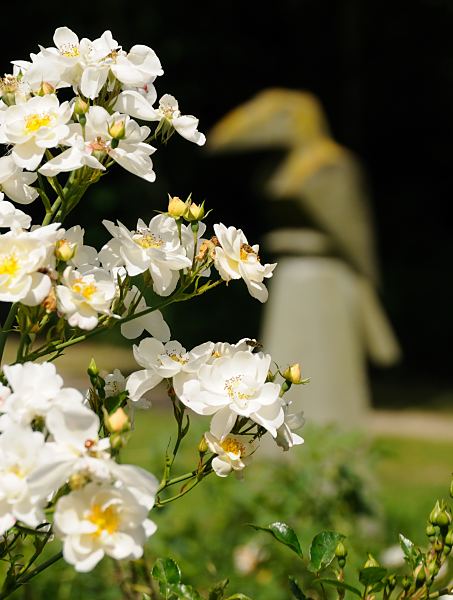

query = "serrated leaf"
(289, 576), (307, 600)
(209, 579), (229, 600)
(399, 534), (422, 568)
(308, 531), (344, 572)
(317, 579), (362, 597)
(152, 558), (181, 597)
(249, 522), (303, 558)
(359, 567), (387, 586)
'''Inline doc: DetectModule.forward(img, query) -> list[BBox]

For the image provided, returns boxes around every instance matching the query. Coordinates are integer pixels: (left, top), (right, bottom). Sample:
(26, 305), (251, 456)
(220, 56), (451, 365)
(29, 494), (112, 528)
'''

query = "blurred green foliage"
(5, 411), (452, 599)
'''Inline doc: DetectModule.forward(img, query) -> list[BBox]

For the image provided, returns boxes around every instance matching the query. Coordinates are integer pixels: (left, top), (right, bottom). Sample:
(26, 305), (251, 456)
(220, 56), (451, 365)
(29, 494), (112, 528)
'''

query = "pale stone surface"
(261, 256), (401, 427)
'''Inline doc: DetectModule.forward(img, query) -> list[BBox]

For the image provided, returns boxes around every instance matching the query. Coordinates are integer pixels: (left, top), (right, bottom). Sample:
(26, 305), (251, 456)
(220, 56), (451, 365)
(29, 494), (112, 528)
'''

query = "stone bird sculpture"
(209, 88), (401, 426)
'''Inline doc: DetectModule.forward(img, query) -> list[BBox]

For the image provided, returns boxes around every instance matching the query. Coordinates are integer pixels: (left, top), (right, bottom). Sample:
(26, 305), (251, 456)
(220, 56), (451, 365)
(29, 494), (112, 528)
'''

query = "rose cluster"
(127, 337), (305, 476)
(0, 361), (157, 572)
(0, 210), (276, 332)
(0, 26), (305, 582)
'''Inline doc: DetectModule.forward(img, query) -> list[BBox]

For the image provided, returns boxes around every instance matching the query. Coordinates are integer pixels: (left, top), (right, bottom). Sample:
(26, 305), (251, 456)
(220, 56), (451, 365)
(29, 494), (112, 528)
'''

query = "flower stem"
(155, 471), (211, 507)
(22, 280), (224, 363)
(157, 469), (198, 493)
(0, 551), (63, 599)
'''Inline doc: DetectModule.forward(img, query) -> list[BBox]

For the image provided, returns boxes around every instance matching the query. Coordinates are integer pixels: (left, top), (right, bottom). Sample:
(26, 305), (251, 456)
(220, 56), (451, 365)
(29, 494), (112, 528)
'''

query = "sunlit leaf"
(308, 531), (344, 572)
(249, 522), (303, 558)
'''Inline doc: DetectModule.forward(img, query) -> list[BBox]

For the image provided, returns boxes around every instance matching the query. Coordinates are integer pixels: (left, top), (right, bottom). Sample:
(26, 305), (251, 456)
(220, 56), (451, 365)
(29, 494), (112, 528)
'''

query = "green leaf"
(289, 576), (307, 600)
(104, 390), (128, 413)
(399, 534), (422, 568)
(317, 579), (362, 597)
(168, 583), (202, 599)
(359, 567), (387, 586)
(308, 531), (344, 572)
(152, 558), (181, 597)
(209, 579), (229, 600)
(225, 595), (254, 600)
(249, 522), (303, 558)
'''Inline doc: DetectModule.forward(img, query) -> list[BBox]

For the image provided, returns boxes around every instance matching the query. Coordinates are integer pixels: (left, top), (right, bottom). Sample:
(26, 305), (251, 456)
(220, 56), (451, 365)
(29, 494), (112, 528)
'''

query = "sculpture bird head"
(208, 87), (380, 284)
(209, 88), (331, 151)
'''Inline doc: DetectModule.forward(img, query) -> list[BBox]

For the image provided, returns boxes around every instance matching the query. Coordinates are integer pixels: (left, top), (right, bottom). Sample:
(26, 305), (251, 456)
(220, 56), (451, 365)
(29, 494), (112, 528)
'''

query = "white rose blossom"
(3, 94), (72, 170)
(56, 225), (98, 268)
(0, 361), (83, 430)
(0, 71), (31, 105)
(78, 30), (162, 100)
(104, 369), (126, 398)
(173, 349), (284, 440)
(39, 106), (157, 183)
(116, 92), (205, 146)
(56, 265), (116, 330)
(204, 432), (256, 478)
(33, 26), (93, 92)
(0, 384), (11, 412)
(0, 156), (38, 204)
(25, 27), (163, 100)
(0, 200), (31, 230)
(0, 224), (59, 306)
(27, 404), (111, 498)
(100, 215), (191, 296)
(0, 425), (49, 534)
(120, 286), (171, 341)
(53, 482), (157, 572)
(213, 223), (276, 302)
(209, 338), (256, 361)
(28, 404), (157, 511)
(275, 405), (305, 451)
(13, 54), (66, 94)
(127, 337), (213, 402)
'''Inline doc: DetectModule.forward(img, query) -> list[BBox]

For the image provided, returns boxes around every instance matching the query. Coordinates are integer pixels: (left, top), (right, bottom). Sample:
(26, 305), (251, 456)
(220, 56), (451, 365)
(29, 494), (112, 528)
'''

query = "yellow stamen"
(161, 107), (175, 119)
(220, 437), (245, 456)
(60, 45), (80, 58)
(0, 254), (19, 277)
(240, 243), (259, 262)
(88, 503), (119, 536)
(134, 233), (163, 249)
(224, 375), (253, 403)
(71, 278), (97, 300)
(9, 464), (25, 478)
(167, 352), (188, 364)
(0, 75), (19, 94)
(89, 137), (108, 153)
(25, 113), (52, 132)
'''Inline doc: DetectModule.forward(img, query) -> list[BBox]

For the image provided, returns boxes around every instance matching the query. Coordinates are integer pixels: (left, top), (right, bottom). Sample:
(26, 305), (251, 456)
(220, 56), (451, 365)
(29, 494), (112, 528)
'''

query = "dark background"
(2, 0), (452, 406)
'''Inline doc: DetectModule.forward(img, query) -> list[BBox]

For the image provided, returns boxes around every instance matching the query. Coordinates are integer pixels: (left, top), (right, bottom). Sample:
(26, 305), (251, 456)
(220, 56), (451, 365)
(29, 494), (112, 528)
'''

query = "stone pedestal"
(261, 256), (400, 427)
